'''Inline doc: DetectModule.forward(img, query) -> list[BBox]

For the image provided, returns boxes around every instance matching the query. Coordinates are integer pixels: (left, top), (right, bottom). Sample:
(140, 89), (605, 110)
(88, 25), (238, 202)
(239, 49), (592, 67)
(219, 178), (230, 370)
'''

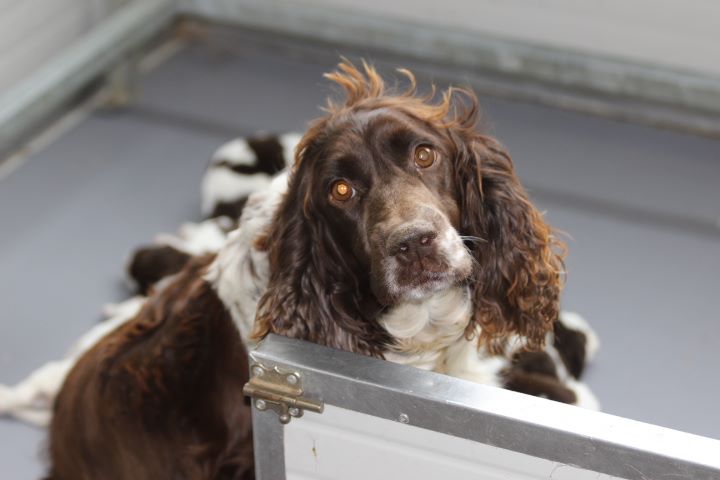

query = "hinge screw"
(252, 365), (264, 377)
(398, 413), (410, 424)
(255, 400), (267, 410)
(288, 407), (300, 417)
(286, 373), (299, 385)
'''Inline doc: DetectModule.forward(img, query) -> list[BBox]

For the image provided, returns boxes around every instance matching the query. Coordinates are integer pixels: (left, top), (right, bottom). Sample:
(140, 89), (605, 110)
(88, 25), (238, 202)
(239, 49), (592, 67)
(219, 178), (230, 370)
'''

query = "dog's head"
(253, 61), (564, 356)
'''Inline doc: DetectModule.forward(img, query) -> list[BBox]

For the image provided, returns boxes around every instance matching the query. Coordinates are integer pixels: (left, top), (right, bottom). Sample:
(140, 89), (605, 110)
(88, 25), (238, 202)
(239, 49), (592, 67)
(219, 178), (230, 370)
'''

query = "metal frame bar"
(252, 407), (287, 479)
(250, 334), (720, 480)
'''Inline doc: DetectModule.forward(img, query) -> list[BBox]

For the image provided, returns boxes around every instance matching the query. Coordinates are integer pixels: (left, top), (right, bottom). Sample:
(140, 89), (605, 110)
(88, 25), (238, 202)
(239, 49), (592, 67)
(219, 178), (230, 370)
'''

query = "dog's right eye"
(330, 180), (354, 202)
(414, 145), (436, 168)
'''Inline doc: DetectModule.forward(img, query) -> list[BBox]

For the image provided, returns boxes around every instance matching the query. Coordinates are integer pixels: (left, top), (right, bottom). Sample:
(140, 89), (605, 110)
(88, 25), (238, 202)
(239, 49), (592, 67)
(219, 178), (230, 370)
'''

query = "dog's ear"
(455, 134), (565, 352)
(251, 161), (392, 357)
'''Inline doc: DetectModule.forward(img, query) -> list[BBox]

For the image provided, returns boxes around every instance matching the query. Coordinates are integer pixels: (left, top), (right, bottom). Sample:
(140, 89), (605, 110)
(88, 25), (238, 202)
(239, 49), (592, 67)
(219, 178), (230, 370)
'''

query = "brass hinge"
(243, 363), (324, 424)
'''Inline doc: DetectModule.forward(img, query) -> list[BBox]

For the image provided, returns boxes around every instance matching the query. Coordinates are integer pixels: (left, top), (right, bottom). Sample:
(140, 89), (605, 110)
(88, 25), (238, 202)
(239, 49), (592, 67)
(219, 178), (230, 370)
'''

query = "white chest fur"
(381, 287), (506, 387)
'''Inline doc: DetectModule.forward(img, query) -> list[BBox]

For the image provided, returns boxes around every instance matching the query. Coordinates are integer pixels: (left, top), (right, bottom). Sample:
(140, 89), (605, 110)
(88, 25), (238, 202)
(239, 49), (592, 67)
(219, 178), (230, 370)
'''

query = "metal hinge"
(243, 363), (324, 424)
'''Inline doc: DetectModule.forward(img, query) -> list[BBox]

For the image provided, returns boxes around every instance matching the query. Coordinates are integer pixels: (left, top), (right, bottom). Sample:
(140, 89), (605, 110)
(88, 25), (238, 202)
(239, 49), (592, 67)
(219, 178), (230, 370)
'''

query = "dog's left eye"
(330, 179), (355, 201)
(414, 145), (436, 168)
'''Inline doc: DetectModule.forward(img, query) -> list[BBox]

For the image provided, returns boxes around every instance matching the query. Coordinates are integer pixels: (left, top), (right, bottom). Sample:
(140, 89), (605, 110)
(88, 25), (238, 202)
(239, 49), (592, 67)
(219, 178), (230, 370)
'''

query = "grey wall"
(185, 0), (720, 78)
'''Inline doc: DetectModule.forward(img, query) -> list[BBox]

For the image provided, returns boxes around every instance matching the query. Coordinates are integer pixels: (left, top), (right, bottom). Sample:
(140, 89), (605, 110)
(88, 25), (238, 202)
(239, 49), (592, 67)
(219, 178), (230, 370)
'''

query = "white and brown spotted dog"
(2, 61), (599, 479)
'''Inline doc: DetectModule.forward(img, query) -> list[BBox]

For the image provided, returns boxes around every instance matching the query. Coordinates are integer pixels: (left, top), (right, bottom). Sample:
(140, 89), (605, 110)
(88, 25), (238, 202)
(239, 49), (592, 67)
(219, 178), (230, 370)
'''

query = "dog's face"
(254, 61), (564, 357)
(302, 109), (473, 304)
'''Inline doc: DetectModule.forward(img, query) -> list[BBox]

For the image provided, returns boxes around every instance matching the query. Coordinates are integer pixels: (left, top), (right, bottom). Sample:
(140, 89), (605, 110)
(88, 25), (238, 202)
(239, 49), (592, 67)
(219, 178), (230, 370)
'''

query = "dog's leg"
(0, 360), (72, 426)
(503, 369), (578, 404)
(563, 378), (601, 411)
(503, 349), (602, 410)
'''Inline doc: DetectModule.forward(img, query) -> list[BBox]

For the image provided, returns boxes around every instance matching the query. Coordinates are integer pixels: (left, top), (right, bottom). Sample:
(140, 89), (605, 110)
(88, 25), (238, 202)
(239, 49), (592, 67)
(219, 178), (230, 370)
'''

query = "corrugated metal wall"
(0, 0), (132, 93)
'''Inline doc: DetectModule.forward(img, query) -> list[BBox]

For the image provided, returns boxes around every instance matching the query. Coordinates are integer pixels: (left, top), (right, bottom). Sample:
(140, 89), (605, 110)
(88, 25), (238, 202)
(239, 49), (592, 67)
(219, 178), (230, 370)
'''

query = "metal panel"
(284, 405), (624, 480)
(0, 0), (131, 93)
(0, 0), (176, 156)
(249, 334), (720, 480)
(253, 407), (287, 479)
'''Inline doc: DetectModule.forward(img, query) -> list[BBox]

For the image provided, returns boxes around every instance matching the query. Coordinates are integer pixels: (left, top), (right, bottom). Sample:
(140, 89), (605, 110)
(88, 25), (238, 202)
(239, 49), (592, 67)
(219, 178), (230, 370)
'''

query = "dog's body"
(1, 62), (599, 479)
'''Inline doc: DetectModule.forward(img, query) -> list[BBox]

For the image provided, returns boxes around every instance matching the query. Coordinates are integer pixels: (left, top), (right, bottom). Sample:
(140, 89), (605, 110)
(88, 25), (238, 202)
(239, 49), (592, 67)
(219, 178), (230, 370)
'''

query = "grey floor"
(1, 26), (719, 478)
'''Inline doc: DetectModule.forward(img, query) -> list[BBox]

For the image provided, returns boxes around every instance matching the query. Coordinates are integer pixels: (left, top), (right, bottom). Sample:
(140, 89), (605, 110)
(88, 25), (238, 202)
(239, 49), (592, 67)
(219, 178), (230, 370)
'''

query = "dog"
(8, 60), (599, 479)
(0, 128), (596, 431)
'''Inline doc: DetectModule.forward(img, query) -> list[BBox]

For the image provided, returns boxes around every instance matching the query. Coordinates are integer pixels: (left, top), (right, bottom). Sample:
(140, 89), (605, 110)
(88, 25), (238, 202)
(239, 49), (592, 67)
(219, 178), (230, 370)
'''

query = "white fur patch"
(381, 287), (507, 387)
(381, 287), (471, 346)
(211, 138), (256, 166)
(565, 378), (601, 411)
(0, 361), (73, 426)
(154, 219), (229, 256)
(279, 132), (302, 164)
(205, 171), (289, 343)
(443, 340), (508, 387)
(201, 168), (273, 216)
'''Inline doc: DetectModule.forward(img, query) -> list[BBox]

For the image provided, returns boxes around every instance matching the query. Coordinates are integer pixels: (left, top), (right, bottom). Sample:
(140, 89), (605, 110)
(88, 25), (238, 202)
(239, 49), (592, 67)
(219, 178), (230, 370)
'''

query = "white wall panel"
(250, 335), (720, 480)
(285, 406), (623, 480)
(0, 0), (131, 93)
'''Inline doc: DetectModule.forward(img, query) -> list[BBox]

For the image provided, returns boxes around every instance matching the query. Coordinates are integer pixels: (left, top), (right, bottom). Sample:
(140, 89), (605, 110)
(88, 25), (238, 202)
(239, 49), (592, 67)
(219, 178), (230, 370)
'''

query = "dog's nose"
(389, 229), (438, 261)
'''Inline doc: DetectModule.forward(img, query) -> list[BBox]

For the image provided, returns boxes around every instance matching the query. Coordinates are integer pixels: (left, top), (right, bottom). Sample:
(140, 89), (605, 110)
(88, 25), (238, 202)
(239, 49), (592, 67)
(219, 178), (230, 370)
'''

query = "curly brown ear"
(456, 134), (565, 352)
(251, 166), (392, 357)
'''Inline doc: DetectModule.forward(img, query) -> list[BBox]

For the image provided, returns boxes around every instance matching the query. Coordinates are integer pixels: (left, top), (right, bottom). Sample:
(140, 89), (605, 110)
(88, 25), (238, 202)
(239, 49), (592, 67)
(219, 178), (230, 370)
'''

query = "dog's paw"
(566, 378), (601, 411)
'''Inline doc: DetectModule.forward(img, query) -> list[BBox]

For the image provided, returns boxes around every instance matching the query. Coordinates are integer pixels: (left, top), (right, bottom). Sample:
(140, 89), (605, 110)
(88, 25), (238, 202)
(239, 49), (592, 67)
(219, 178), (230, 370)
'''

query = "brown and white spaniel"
(39, 61), (599, 479)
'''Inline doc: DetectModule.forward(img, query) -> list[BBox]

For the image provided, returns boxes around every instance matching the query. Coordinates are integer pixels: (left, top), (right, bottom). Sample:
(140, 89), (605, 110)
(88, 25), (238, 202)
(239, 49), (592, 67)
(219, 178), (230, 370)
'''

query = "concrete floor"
(1, 26), (719, 478)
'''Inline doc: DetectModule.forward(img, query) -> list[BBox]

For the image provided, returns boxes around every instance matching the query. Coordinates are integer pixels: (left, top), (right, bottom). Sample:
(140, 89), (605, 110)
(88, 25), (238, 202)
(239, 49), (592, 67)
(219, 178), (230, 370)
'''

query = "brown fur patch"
(127, 244), (192, 294)
(504, 370), (578, 404)
(48, 255), (254, 480)
(553, 320), (588, 379)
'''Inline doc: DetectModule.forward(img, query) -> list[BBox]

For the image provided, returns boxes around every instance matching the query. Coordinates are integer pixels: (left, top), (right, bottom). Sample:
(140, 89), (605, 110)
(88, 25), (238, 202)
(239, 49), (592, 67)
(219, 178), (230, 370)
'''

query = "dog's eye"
(414, 145), (436, 168)
(330, 180), (354, 201)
